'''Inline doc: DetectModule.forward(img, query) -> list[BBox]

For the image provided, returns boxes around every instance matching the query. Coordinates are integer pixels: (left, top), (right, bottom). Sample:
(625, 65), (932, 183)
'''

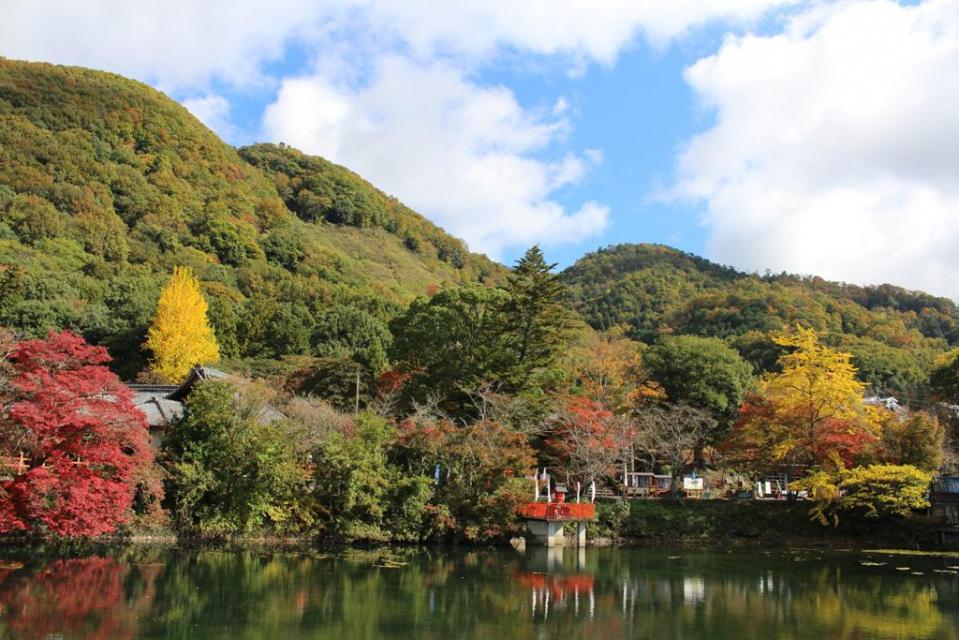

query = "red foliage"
(810, 417), (879, 469)
(546, 397), (628, 477)
(724, 393), (879, 472)
(377, 369), (412, 396)
(0, 332), (153, 537)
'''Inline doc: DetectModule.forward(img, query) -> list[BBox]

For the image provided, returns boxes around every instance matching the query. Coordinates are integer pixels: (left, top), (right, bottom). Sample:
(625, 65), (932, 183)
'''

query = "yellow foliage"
(732, 326), (882, 471)
(765, 325), (867, 425)
(145, 266), (220, 382)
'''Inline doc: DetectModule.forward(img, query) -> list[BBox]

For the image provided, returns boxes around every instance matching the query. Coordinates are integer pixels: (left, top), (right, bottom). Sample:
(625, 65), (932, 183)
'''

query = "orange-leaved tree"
(725, 326), (881, 474)
(565, 327), (663, 412)
(145, 266), (220, 382)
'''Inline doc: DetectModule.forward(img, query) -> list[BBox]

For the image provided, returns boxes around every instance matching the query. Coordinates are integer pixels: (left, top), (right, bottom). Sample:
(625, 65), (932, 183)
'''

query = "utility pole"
(351, 331), (360, 415)
(354, 365), (360, 415)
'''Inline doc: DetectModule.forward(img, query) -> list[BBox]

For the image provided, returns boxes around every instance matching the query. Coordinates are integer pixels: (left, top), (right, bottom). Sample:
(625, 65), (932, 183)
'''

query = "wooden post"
(17, 451), (25, 474)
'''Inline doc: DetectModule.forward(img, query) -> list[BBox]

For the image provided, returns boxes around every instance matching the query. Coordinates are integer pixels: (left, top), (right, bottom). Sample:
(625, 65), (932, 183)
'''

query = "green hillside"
(562, 244), (959, 403)
(0, 59), (502, 378)
(1, 58), (956, 405)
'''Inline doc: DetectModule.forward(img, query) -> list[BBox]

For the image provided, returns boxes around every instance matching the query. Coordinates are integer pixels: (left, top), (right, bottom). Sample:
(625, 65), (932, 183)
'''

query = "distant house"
(864, 395), (907, 414)
(129, 366), (284, 447)
(930, 476), (959, 527)
(621, 471), (672, 497)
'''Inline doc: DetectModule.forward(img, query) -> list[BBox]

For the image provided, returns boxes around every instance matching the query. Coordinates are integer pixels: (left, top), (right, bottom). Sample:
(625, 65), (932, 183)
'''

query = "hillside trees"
(0, 332), (153, 536)
(389, 285), (513, 415)
(880, 411), (945, 472)
(0, 60), (501, 382)
(564, 327), (652, 411)
(562, 243), (959, 402)
(145, 267), (220, 382)
(390, 248), (575, 418)
(930, 348), (959, 402)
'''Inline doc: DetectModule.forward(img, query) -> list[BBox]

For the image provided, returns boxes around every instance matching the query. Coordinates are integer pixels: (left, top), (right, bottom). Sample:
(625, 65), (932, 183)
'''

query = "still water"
(1, 545), (959, 639)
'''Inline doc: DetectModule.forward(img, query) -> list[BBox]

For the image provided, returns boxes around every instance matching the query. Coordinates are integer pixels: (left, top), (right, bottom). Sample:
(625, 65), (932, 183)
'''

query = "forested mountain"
(0, 59), (502, 378)
(562, 244), (959, 403)
(1, 58), (957, 406)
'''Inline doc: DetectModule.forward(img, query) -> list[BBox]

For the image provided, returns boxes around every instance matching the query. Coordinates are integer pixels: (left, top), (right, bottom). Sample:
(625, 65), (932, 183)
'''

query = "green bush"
(162, 381), (310, 536)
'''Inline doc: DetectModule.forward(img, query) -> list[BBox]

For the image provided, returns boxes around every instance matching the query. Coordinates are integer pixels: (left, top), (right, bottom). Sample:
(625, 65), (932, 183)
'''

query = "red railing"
(517, 502), (596, 521)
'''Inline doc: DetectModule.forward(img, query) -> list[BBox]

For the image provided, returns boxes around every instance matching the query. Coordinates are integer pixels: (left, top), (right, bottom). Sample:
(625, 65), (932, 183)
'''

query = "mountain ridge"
(0, 57), (955, 404)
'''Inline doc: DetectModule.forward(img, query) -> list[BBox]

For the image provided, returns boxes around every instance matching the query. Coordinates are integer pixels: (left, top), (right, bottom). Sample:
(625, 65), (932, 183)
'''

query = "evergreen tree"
(503, 246), (574, 385)
(644, 334), (754, 442)
(145, 267), (220, 382)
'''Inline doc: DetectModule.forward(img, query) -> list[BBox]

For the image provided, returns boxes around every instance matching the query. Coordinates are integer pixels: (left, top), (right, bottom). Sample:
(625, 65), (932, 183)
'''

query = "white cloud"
(181, 94), (234, 137)
(676, 0), (959, 299)
(359, 0), (800, 63)
(0, 0), (798, 259)
(265, 56), (608, 257)
(0, 0), (335, 90)
(0, 1), (797, 90)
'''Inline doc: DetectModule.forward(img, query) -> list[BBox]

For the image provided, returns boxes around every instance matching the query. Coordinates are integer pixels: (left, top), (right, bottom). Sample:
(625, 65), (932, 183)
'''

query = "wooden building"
(930, 476), (959, 526)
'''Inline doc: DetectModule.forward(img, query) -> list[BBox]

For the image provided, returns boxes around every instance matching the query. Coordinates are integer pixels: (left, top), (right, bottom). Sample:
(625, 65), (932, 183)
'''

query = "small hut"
(930, 476), (959, 526)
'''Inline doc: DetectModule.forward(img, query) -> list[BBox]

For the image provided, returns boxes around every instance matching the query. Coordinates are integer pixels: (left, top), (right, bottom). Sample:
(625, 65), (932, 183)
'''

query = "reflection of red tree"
(515, 571), (594, 600)
(0, 557), (154, 640)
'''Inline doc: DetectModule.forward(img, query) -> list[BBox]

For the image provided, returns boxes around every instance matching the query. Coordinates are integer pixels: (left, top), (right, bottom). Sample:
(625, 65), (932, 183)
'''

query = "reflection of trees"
(580, 551), (959, 640)
(0, 548), (957, 639)
(0, 556), (156, 640)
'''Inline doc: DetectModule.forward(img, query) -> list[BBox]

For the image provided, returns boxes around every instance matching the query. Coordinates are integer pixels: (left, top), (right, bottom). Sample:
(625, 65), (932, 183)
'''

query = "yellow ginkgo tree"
(725, 325), (882, 473)
(145, 266), (220, 382)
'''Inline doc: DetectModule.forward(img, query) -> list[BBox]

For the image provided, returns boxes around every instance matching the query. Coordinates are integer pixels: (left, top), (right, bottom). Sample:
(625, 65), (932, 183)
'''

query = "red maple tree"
(0, 331), (153, 536)
(546, 396), (630, 484)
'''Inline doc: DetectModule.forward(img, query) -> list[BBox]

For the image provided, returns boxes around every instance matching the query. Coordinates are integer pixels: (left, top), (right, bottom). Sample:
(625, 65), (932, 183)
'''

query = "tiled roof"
(932, 476), (959, 495)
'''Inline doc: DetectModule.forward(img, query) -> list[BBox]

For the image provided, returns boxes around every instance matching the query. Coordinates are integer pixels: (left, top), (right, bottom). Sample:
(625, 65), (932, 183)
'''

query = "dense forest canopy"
(0, 59), (502, 379)
(1, 59), (957, 542)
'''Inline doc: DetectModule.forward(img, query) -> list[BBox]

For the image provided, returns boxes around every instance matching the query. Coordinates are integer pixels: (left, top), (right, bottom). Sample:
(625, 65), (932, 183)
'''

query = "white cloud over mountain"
(263, 56), (609, 258)
(0, 1), (795, 88)
(677, 0), (959, 298)
(0, 0), (795, 259)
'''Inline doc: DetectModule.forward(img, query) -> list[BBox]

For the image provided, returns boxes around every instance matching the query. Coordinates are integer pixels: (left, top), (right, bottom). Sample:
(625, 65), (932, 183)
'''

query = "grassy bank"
(591, 499), (943, 548)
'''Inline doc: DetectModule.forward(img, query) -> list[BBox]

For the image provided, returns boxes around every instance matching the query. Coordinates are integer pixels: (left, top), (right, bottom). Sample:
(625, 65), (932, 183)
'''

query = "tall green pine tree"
(503, 246), (575, 386)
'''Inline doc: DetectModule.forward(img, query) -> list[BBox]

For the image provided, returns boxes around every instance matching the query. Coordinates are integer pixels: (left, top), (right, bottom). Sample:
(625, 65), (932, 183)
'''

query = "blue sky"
(3, 1), (959, 298)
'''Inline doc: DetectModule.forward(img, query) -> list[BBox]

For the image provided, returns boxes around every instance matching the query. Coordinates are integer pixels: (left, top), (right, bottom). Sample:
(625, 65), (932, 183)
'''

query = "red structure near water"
(517, 502), (596, 521)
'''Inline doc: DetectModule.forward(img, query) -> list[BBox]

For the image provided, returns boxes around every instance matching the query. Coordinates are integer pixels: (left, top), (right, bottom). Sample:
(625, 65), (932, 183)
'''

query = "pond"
(1, 545), (958, 639)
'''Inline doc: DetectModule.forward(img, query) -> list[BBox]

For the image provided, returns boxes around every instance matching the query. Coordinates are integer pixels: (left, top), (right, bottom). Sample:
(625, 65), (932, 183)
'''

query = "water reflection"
(0, 546), (956, 639)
